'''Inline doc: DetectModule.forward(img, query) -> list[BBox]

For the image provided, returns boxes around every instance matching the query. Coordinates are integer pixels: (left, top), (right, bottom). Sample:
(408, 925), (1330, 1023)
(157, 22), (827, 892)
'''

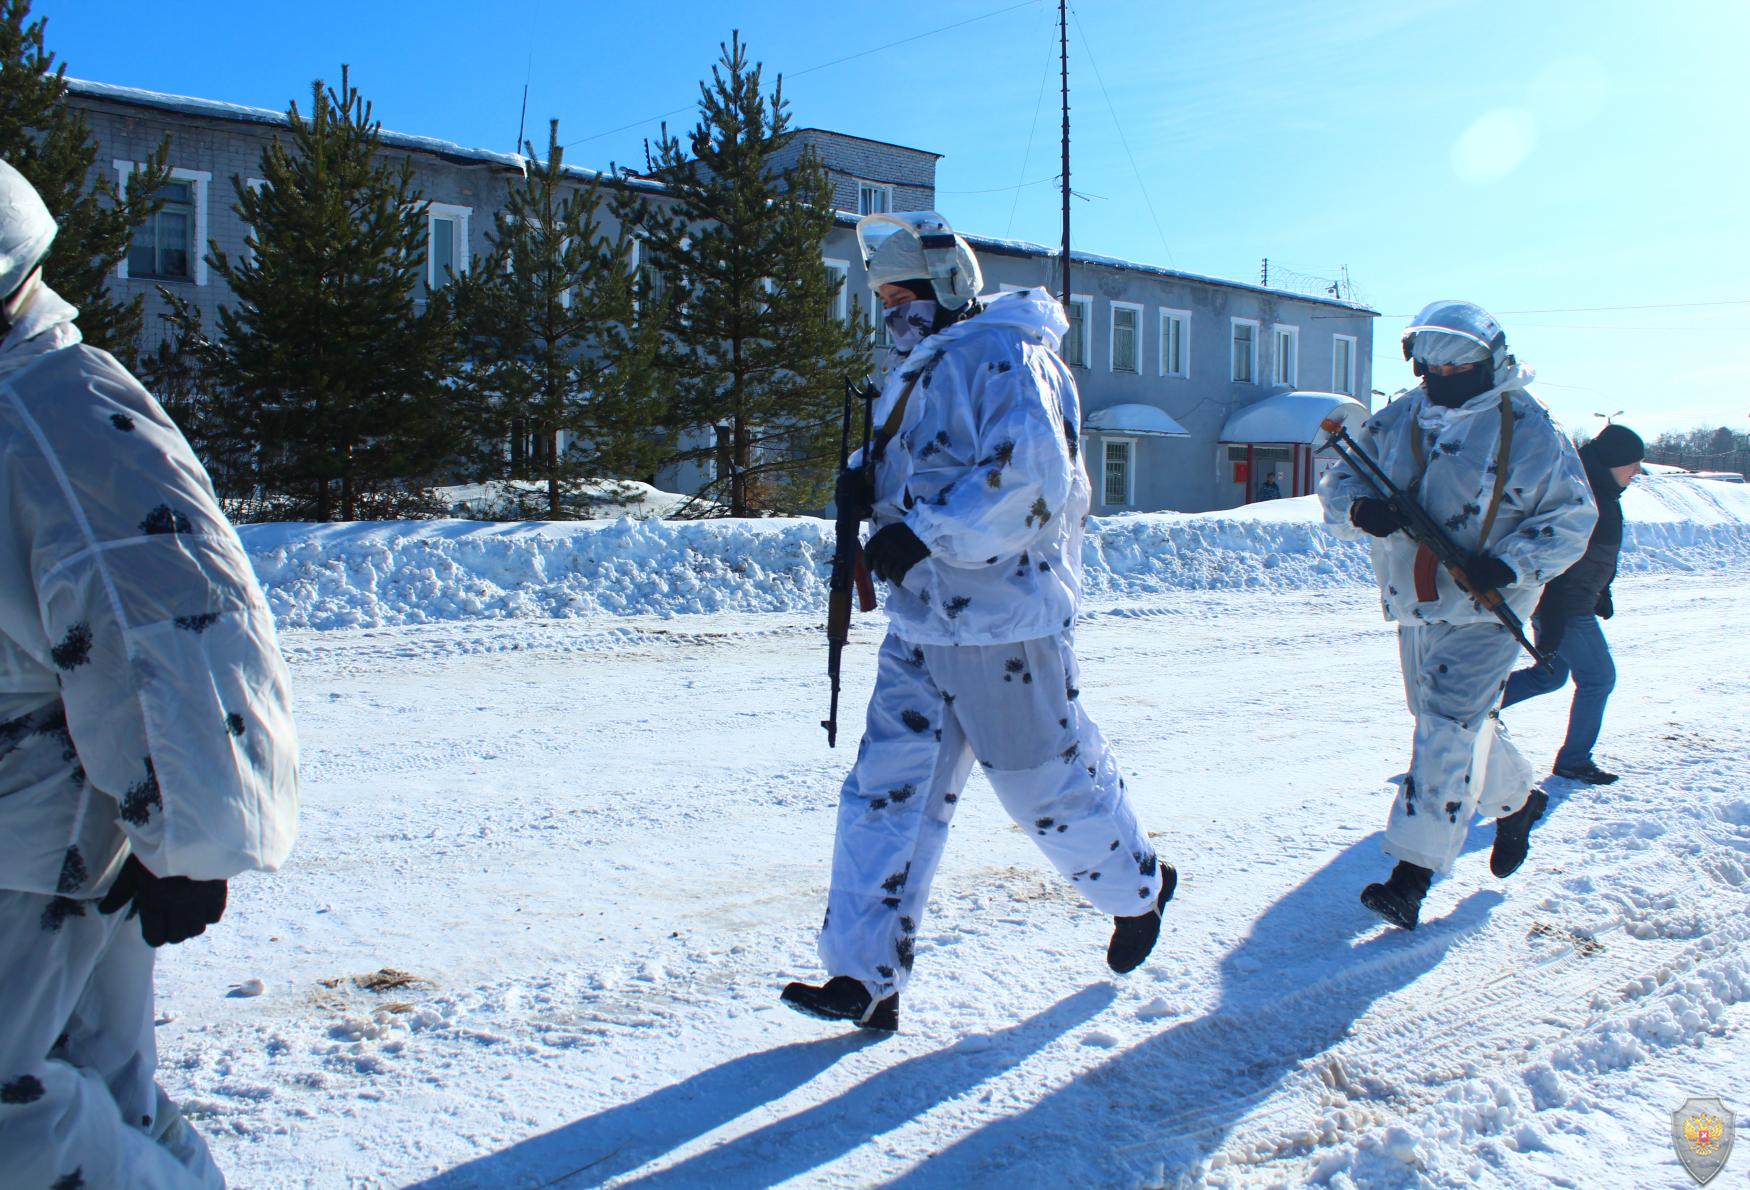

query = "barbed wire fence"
(1259, 259), (1364, 306)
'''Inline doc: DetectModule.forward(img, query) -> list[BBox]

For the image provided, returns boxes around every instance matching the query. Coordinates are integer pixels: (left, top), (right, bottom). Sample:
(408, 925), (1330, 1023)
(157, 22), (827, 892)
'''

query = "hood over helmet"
(858, 211), (983, 310)
(0, 158), (56, 301)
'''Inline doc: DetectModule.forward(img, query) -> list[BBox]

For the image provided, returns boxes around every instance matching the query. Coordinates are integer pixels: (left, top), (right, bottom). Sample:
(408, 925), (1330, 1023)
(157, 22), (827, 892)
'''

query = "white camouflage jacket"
(860, 287), (1089, 646)
(1318, 363), (1598, 626)
(0, 283), (298, 902)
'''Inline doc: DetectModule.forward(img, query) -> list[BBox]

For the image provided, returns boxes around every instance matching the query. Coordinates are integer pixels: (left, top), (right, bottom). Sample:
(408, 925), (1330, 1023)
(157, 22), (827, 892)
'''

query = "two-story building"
(68, 78), (1377, 515)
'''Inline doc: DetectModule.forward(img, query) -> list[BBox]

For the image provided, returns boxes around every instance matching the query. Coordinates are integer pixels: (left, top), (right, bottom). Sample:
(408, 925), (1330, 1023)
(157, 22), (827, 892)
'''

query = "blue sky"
(41, 0), (1749, 439)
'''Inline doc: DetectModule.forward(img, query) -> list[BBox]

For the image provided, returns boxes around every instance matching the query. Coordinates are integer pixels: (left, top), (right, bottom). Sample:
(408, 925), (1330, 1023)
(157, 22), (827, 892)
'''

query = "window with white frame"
(1273, 323), (1299, 386)
(240, 177), (267, 266)
(1110, 302), (1142, 373)
(425, 202), (471, 290)
(1231, 318), (1259, 383)
(823, 258), (850, 321)
(857, 181), (892, 215)
(1064, 294), (1092, 368)
(1332, 334), (1357, 395)
(1159, 308), (1190, 378)
(1103, 438), (1135, 506)
(116, 163), (210, 284)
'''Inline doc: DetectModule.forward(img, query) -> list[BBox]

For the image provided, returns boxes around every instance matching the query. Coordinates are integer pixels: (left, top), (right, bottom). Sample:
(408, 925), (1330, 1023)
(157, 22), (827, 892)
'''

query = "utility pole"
(1059, 0), (1071, 308)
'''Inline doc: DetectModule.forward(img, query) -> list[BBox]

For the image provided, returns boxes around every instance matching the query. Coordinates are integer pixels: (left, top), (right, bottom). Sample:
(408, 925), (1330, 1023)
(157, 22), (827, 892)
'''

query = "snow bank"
(239, 476), (1750, 631)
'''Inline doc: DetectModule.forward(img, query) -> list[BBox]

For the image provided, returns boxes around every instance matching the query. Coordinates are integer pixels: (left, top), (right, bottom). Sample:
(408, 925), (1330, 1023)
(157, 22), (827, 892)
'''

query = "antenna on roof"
(514, 53), (531, 156)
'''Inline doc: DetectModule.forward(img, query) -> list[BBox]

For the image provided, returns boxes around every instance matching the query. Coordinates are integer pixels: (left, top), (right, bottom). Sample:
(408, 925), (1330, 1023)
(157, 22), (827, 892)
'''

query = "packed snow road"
(155, 575), (1749, 1188)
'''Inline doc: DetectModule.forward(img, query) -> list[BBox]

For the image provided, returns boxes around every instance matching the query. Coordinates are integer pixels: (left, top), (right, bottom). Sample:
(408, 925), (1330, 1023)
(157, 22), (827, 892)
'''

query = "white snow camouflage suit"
(0, 282), (299, 1188)
(820, 288), (1162, 1001)
(1318, 364), (1596, 873)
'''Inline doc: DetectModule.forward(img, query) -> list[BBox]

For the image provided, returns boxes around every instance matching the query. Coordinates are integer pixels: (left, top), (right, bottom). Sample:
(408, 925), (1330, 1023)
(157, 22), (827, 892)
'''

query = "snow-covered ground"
(153, 477), (1749, 1188)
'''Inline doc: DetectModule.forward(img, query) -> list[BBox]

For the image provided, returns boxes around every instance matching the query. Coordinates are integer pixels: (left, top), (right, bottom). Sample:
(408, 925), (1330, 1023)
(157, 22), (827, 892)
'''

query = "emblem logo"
(1671, 1097), (1735, 1185)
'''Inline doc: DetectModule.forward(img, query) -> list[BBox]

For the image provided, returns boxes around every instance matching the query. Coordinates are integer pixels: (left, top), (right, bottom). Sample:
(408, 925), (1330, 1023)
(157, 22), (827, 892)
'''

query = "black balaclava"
(1423, 365), (1495, 408)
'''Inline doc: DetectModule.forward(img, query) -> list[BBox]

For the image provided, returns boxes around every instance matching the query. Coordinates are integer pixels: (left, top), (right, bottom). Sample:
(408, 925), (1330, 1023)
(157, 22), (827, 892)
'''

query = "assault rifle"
(823, 379), (879, 746)
(1318, 415), (1550, 670)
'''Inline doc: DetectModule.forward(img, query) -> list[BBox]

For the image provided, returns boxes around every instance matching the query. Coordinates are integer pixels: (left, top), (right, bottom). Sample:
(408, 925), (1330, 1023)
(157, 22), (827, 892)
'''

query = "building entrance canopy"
(1085, 402), (1190, 438)
(1219, 390), (1366, 447)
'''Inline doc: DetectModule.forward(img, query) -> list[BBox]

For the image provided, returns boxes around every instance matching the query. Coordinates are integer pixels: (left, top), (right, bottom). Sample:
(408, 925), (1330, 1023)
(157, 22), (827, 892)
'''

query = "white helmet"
(1401, 299), (1512, 382)
(0, 158), (55, 300)
(856, 211), (982, 310)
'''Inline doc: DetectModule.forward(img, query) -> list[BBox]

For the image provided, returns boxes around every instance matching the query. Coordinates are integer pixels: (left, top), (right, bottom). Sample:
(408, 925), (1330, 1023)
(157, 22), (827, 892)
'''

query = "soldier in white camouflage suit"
(0, 159), (299, 1188)
(1319, 300), (1596, 929)
(783, 213), (1172, 1031)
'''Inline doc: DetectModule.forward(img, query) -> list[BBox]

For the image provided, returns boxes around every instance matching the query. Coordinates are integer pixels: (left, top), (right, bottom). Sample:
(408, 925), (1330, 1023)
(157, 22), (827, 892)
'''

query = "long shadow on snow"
(415, 984), (1113, 1189)
(888, 833), (1506, 1187)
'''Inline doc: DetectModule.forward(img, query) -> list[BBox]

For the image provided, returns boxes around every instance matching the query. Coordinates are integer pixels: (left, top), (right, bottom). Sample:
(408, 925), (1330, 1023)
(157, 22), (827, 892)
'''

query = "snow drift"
(240, 476), (1750, 631)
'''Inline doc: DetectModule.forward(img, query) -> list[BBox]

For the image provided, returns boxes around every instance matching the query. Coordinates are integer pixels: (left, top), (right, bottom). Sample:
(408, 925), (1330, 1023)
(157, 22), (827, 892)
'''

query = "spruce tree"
(207, 67), (455, 522)
(639, 32), (868, 516)
(0, 0), (168, 358)
(449, 121), (668, 519)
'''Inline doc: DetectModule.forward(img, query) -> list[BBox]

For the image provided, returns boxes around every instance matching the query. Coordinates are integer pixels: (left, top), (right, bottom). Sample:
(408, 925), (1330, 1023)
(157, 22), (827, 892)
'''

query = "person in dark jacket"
(1499, 423), (1645, 784)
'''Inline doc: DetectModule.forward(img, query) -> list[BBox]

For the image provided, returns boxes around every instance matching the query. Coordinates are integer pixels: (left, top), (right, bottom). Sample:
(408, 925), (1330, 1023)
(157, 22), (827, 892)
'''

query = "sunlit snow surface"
(154, 477), (1750, 1188)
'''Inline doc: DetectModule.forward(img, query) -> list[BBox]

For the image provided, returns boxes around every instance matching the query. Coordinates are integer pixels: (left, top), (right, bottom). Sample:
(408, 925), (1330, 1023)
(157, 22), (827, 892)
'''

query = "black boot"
(1552, 761), (1618, 785)
(1490, 789), (1549, 878)
(780, 976), (899, 1032)
(1360, 861), (1432, 930)
(1107, 864), (1178, 974)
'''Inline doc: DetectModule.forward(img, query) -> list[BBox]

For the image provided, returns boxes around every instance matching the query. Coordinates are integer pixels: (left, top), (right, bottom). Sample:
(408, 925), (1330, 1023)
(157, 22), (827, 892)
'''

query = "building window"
(1110, 302), (1142, 373)
(1231, 318), (1259, 383)
(1159, 308), (1190, 378)
(1064, 294), (1092, 368)
(823, 258), (850, 321)
(1273, 323), (1299, 386)
(857, 181), (892, 215)
(868, 284), (890, 345)
(426, 202), (471, 290)
(1103, 438), (1135, 506)
(115, 163), (210, 285)
(1333, 334), (1357, 395)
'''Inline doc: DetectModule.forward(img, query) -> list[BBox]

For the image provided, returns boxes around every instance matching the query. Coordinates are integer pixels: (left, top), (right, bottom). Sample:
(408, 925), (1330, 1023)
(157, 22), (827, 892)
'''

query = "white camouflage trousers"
(0, 890), (224, 1189)
(1385, 622), (1536, 874)
(820, 630), (1161, 1000)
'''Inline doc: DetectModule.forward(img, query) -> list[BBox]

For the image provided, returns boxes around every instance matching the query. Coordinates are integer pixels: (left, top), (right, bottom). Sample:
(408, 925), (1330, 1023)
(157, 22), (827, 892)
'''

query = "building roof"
(793, 128), (942, 158)
(64, 78), (667, 194)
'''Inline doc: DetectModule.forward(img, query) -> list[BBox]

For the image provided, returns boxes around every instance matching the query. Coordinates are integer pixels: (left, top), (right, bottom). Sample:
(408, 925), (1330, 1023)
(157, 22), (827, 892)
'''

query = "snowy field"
(153, 480), (1749, 1188)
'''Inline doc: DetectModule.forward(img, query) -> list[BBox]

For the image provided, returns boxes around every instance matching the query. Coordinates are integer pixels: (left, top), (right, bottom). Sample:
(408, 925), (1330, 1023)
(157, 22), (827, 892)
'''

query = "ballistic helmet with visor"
(0, 158), (55, 300)
(1400, 300), (1510, 378)
(857, 211), (982, 310)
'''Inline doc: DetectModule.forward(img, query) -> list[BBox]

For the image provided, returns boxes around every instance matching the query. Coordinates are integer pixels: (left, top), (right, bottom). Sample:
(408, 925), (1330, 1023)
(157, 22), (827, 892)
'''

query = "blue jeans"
(1500, 614), (1616, 771)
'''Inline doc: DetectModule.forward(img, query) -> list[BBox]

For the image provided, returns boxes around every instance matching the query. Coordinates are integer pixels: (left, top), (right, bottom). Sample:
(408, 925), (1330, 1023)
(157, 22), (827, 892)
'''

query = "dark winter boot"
(1552, 761), (1618, 785)
(780, 976), (898, 1032)
(1360, 861), (1433, 930)
(1107, 864), (1178, 974)
(1490, 789), (1549, 878)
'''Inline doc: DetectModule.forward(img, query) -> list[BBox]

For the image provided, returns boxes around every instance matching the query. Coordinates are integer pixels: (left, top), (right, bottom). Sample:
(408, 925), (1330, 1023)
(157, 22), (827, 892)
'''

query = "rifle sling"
(871, 372), (922, 465)
(1409, 392), (1514, 602)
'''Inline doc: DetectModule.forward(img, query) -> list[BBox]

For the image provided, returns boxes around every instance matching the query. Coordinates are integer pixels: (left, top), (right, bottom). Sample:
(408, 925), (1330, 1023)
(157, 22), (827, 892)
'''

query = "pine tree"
(639, 32), (868, 516)
(0, 0), (168, 358)
(449, 121), (668, 519)
(207, 67), (457, 522)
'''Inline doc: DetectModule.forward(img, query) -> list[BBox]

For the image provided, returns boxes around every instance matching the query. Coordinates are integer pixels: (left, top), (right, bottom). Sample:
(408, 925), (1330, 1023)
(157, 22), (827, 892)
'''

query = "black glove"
(1350, 498), (1409, 538)
(1595, 587), (1614, 620)
(1463, 552), (1517, 593)
(864, 523), (931, 584)
(834, 466), (874, 522)
(1534, 613), (1569, 658)
(98, 854), (227, 947)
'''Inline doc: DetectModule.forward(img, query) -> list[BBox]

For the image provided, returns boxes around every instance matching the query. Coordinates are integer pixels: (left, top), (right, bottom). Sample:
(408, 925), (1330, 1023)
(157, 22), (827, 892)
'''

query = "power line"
(1345, 299), (1750, 319)
(1007, 7), (1059, 236)
(1069, 1), (1175, 268)
(562, 0), (1044, 150)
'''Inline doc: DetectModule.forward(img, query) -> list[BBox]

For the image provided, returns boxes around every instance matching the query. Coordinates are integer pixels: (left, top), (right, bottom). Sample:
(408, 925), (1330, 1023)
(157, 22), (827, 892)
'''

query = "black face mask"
(1422, 365), (1495, 408)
